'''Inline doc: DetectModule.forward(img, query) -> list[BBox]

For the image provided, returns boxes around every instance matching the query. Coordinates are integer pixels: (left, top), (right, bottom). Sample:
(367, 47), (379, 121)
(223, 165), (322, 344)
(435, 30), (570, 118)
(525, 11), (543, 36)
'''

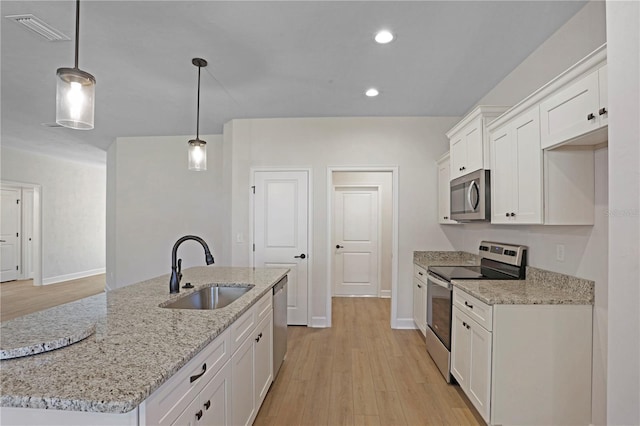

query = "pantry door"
(253, 170), (309, 325)
(333, 187), (379, 296)
(1, 188), (21, 282)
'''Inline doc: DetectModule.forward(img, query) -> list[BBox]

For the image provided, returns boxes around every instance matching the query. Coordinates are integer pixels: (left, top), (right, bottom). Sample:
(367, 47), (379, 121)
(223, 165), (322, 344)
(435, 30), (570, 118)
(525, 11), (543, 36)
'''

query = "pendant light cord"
(74, 0), (80, 69)
(196, 64), (201, 140)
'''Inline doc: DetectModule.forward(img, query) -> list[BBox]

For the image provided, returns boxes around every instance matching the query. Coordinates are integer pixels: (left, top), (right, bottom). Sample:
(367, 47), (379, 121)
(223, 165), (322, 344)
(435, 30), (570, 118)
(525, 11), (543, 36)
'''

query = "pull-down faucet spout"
(170, 235), (215, 294)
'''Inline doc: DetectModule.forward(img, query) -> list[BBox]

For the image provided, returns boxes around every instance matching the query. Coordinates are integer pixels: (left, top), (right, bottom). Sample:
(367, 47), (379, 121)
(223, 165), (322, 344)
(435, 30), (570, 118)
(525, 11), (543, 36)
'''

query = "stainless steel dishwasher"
(272, 276), (288, 379)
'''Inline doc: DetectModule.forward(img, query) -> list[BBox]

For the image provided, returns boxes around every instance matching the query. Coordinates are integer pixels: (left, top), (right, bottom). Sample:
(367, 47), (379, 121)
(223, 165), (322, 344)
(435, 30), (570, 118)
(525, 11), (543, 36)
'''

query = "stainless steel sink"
(162, 285), (253, 310)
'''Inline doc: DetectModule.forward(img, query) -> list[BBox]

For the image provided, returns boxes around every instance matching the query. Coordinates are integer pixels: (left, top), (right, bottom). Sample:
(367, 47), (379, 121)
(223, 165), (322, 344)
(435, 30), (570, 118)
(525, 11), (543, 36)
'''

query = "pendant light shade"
(188, 58), (208, 171)
(56, 0), (95, 130)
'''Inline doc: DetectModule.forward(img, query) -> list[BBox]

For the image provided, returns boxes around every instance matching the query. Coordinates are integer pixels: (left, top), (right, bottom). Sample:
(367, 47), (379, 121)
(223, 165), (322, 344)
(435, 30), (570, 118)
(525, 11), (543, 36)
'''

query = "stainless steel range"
(425, 241), (527, 383)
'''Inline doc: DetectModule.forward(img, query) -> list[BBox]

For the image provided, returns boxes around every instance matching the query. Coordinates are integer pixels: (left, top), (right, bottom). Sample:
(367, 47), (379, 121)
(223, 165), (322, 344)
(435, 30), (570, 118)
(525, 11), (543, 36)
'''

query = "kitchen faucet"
(170, 235), (215, 293)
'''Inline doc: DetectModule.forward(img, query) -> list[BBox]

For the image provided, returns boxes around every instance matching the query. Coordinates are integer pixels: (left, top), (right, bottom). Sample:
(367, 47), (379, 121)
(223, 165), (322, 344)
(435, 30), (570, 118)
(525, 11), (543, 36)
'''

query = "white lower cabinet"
(452, 303), (492, 422)
(140, 291), (274, 426)
(412, 265), (427, 336)
(451, 288), (593, 425)
(172, 360), (232, 426)
(231, 294), (273, 426)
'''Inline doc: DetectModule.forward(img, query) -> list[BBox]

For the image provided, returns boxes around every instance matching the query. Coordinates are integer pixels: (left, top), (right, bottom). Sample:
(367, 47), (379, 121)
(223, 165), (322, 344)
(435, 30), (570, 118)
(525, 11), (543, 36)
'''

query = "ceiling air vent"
(5, 14), (70, 41)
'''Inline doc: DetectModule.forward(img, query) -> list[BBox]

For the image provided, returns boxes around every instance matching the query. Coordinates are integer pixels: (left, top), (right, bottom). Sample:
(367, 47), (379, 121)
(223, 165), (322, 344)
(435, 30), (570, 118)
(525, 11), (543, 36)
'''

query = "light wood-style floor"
(0, 274), (105, 322)
(255, 297), (483, 426)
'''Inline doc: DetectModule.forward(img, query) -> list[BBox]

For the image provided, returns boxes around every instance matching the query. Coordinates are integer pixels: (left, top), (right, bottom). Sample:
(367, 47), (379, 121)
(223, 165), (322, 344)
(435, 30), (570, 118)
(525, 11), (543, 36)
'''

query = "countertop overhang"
(0, 266), (289, 414)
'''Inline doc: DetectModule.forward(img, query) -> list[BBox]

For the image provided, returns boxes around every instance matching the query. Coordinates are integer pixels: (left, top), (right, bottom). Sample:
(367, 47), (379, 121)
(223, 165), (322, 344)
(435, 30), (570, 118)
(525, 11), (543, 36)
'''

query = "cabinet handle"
(587, 113), (595, 120)
(462, 321), (467, 327)
(466, 324), (471, 330)
(190, 363), (207, 383)
(294, 253), (306, 259)
(464, 301), (474, 309)
(510, 212), (516, 217)
(204, 400), (211, 410)
(196, 409), (203, 420)
(418, 271), (424, 276)
(255, 332), (263, 342)
(444, 216), (448, 220)
(599, 107), (607, 115)
(505, 212), (509, 217)
(417, 284), (422, 289)
(336, 245), (344, 249)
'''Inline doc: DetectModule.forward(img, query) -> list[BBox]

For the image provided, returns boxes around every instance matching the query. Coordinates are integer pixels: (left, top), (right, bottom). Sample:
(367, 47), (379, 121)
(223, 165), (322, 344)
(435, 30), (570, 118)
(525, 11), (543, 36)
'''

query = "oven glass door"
(427, 273), (452, 350)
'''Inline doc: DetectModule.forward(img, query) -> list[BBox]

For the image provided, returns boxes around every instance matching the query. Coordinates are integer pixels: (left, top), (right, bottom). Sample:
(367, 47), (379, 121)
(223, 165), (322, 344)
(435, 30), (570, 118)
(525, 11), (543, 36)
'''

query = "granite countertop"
(453, 266), (594, 306)
(413, 251), (479, 269)
(0, 266), (288, 414)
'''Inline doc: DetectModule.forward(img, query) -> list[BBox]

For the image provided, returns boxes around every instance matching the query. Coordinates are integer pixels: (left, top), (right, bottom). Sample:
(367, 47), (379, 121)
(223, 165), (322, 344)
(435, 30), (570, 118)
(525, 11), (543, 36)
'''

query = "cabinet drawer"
(230, 305), (257, 355)
(143, 328), (231, 425)
(414, 264), (428, 285)
(453, 289), (493, 331)
(255, 291), (272, 324)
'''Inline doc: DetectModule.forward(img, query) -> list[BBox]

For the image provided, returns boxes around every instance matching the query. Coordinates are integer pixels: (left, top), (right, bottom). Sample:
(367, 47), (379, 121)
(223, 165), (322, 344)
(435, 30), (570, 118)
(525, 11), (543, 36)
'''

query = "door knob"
(294, 253), (306, 259)
(336, 245), (344, 249)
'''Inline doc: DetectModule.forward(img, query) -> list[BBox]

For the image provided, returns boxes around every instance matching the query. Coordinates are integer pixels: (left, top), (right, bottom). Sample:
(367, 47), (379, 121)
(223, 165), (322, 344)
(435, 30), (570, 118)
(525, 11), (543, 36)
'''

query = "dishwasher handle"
(273, 276), (288, 295)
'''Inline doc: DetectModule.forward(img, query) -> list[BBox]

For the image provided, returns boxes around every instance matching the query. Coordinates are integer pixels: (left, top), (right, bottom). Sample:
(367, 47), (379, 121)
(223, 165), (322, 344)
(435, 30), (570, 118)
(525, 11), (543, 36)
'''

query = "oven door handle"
(427, 272), (452, 289)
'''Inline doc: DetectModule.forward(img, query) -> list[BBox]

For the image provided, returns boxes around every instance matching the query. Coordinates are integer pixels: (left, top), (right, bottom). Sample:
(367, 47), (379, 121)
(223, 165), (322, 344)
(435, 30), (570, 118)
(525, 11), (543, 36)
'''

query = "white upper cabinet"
(490, 107), (543, 224)
(436, 153), (458, 224)
(447, 106), (510, 181)
(540, 64), (608, 149)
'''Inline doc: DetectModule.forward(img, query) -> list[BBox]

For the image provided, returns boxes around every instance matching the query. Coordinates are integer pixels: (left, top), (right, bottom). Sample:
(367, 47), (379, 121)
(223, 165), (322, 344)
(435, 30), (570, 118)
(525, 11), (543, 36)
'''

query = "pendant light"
(56, 0), (95, 130)
(188, 58), (208, 171)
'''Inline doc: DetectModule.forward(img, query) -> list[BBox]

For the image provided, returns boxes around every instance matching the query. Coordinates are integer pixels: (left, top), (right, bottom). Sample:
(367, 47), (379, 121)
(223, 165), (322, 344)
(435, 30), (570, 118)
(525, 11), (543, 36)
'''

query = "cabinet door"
(200, 360), (232, 426)
(490, 126), (513, 224)
(231, 335), (255, 426)
(468, 320), (492, 423)
(451, 307), (470, 388)
(464, 119), (484, 174)
(437, 156), (457, 224)
(254, 313), (273, 409)
(540, 70), (600, 149)
(512, 108), (543, 224)
(450, 134), (466, 180)
(413, 278), (423, 334)
(171, 394), (201, 426)
(598, 65), (608, 127)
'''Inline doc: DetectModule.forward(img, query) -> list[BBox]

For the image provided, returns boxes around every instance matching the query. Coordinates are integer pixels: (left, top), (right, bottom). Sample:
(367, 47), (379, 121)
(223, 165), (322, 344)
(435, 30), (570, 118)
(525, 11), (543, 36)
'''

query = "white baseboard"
(379, 289), (391, 298)
(310, 316), (328, 328)
(43, 268), (106, 286)
(393, 317), (417, 330)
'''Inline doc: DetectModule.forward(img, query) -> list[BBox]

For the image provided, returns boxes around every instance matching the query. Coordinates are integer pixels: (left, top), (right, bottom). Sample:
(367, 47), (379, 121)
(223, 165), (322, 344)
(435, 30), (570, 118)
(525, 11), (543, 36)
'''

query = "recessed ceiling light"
(374, 30), (394, 44)
(365, 88), (380, 97)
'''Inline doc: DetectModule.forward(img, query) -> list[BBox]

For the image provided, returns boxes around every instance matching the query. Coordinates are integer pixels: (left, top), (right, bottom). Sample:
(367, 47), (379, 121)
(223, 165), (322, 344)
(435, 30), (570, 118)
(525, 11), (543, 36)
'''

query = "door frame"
(326, 166), (399, 329)
(249, 167), (313, 326)
(1, 180), (42, 286)
(331, 184), (382, 298)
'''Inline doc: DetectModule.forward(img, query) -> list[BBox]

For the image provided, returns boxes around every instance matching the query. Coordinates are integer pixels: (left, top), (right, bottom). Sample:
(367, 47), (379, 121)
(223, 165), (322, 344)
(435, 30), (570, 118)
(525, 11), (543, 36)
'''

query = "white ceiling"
(1, 1), (587, 164)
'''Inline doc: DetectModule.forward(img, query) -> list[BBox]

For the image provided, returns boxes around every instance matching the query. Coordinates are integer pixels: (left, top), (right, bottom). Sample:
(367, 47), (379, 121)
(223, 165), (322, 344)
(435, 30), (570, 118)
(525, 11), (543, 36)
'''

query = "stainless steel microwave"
(450, 169), (490, 221)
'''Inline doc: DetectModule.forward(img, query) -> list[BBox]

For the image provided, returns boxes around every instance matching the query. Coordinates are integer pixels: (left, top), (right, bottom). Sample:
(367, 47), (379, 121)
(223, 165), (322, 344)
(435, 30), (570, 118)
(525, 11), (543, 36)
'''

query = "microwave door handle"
(467, 180), (480, 211)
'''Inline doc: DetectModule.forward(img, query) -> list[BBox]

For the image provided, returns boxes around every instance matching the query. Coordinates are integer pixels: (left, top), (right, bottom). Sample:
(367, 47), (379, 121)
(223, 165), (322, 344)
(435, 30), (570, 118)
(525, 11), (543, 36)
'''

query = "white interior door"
(254, 171), (309, 325)
(1, 188), (21, 282)
(333, 187), (379, 296)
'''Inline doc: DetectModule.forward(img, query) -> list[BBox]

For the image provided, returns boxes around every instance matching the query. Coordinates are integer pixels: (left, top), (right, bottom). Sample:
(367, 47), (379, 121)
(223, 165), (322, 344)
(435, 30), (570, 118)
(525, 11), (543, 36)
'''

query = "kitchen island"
(0, 266), (288, 424)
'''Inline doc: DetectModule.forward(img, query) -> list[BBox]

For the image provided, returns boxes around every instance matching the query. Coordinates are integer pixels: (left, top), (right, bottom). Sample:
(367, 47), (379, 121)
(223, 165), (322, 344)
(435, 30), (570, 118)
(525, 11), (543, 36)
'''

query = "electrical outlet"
(556, 244), (565, 262)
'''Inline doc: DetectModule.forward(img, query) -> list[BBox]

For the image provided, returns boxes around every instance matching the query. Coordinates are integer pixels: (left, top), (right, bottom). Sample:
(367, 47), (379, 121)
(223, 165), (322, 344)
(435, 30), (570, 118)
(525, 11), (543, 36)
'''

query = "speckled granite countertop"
(0, 266), (288, 414)
(413, 251), (479, 269)
(453, 266), (594, 305)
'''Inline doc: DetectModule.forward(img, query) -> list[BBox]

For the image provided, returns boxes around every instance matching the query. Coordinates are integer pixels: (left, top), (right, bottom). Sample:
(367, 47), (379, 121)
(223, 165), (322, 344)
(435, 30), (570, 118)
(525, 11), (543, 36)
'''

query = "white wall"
(605, 1), (640, 424)
(445, 2), (610, 423)
(106, 135), (226, 290)
(0, 147), (106, 283)
(225, 117), (459, 327)
(475, 1), (606, 108)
